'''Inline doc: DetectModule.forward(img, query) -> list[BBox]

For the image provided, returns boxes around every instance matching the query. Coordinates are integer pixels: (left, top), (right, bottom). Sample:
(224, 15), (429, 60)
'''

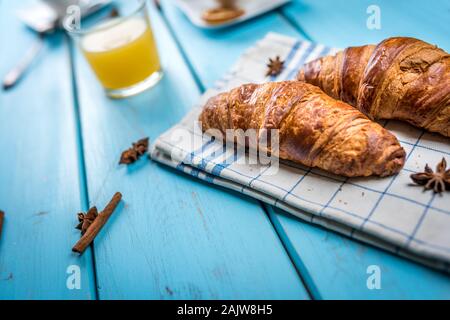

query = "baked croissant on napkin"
(297, 37), (450, 137)
(199, 81), (405, 177)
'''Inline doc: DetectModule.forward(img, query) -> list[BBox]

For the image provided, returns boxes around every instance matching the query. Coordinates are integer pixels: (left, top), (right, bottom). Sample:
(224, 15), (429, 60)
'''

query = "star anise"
(119, 148), (138, 164)
(410, 157), (450, 193)
(76, 207), (98, 235)
(132, 137), (149, 156)
(266, 56), (284, 77)
(119, 137), (149, 164)
(109, 7), (119, 18)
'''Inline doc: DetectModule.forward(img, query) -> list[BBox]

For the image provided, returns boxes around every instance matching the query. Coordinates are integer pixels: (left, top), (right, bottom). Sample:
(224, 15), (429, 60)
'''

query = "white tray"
(174, 0), (291, 29)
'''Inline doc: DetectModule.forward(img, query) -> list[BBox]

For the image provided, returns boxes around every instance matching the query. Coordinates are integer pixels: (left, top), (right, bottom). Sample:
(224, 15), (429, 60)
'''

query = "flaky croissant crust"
(297, 37), (450, 137)
(199, 81), (405, 177)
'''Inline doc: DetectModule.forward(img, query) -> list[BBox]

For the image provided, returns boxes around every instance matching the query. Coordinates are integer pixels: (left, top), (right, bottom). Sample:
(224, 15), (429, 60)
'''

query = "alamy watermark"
(66, 264), (81, 290)
(169, 121), (281, 176)
(366, 265), (381, 290)
(366, 5), (381, 30)
(63, 5), (81, 31)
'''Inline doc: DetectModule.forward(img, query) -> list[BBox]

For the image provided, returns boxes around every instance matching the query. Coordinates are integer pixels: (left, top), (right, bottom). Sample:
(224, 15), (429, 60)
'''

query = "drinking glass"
(64, 0), (163, 98)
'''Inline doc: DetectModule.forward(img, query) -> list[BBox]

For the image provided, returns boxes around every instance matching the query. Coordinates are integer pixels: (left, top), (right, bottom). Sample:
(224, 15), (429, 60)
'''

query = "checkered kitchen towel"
(151, 33), (450, 271)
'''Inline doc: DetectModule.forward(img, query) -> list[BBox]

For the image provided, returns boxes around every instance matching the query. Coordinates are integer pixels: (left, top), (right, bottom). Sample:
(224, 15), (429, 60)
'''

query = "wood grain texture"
(0, 1), (95, 299)
(161, 1), (300, 88)
(161, 0), (450, 298)
(281, 0), (450, 51)
(71, 2), (309, 299)
(269, 207), (450, 299)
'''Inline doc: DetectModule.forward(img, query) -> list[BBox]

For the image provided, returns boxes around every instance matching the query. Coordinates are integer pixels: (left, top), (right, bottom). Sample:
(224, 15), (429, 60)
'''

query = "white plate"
(174, 0), (291, 29)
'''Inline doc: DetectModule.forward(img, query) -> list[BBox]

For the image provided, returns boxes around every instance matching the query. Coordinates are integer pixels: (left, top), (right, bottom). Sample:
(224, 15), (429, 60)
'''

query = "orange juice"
(81, 17), (160, 90)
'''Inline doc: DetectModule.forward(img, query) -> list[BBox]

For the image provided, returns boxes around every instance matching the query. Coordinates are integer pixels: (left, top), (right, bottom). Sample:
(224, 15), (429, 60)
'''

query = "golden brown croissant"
(297, 37), (450, 137)
(199, 81), (405, 177)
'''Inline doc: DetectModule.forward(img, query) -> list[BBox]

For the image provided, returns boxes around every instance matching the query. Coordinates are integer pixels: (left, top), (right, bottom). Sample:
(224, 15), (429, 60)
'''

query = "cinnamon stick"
(0, 211), (4, 239)
(72, 192), (122, 254)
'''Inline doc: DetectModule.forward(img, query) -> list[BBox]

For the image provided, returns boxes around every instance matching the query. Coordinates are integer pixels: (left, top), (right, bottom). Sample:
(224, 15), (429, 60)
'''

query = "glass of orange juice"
(64, 0), (162, 98)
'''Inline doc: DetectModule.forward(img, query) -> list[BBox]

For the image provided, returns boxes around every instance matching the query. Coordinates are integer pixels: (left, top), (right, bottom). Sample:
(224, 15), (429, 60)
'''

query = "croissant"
(199, 81), (405, 177)
(297, 37), (450, 137)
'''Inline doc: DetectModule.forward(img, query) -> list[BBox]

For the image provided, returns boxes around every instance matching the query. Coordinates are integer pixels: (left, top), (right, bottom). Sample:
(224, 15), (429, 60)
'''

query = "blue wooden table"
(1, 0), (449, 299)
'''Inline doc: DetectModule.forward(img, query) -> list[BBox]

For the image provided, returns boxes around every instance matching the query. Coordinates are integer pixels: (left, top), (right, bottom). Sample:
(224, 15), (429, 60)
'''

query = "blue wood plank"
(161, 1), (300, 88)
(269, 207), (450, 299)
(281, 0), (450, 51)
(0, 1), (95, 299)
(70, 1), (309, 299)
(161, 0), (450, 299)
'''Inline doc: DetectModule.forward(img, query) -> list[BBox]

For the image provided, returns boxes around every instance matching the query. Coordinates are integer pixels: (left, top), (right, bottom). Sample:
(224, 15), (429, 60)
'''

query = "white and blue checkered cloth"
(151, 33), (450, 271)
